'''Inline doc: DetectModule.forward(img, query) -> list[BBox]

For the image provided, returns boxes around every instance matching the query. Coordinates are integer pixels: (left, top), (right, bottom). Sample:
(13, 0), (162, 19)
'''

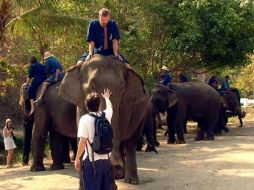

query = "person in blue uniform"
(220, 75), (230, 95)
(77, 8), (130, 68)
(178, 72), (189, 83)
(34, 51), (64, 103)
(159, 65), (172, 86)
(24, 56), (46, 115)
(208, 75), (219, 90)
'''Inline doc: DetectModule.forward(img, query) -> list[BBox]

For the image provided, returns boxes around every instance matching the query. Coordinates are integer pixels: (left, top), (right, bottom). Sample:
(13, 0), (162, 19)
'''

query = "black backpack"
(88, 112), (113, 154)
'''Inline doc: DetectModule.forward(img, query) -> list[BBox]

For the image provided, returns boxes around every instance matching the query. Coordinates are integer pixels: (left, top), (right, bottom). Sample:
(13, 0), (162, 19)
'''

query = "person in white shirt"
(74, 88), (114, 190)
(2, 118), (17, 168)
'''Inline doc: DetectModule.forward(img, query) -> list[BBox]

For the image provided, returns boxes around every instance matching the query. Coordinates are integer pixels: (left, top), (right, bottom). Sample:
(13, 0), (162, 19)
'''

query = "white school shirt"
(78, 98), (113, 161)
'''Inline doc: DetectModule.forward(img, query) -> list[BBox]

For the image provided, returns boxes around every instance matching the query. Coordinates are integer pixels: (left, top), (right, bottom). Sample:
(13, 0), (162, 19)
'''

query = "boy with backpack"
(74, 88), (115, 190)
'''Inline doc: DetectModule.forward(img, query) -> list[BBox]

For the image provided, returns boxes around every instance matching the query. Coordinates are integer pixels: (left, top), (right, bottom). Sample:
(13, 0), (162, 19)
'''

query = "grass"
(0, 136), (24, 165)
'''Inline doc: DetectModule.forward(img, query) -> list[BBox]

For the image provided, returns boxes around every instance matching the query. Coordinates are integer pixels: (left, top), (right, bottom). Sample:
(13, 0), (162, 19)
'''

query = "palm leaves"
(0, 0), (91, 48)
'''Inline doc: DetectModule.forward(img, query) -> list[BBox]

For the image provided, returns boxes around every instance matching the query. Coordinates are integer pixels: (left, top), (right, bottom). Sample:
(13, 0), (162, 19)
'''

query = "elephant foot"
(239, 125), (243, 128)
(242, 111), (246, 118)
(205, 136), (214, 141)
(114, 165), (125, 179)
(195, 136), (204, 141)
(124, 174), (139, 185)
(167, 139), (176, 144)
(30, 163), (45, 172)
(155, 141), (160, 147)
(176, 139), (185, 144)
(50, 163), (64, 170)
(63, 158), (71, 163)
(223, 127), (229, 133)
(145, 145), (158, 154)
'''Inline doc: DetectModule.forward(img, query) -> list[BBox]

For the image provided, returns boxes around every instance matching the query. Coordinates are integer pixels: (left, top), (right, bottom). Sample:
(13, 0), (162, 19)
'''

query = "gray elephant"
(19, 83), (77, 171)
(150, 82), (222, 143)
(221, 87), (245, 127)
(59, 55), (148, 184)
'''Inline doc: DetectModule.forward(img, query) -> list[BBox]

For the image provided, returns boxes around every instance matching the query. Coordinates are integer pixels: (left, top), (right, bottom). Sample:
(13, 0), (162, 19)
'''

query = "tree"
(158, 0), (254, 71)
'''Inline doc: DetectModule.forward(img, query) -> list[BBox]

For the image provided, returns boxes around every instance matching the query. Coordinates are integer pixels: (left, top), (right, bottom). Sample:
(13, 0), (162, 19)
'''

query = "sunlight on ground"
(217, 169), (254, 177)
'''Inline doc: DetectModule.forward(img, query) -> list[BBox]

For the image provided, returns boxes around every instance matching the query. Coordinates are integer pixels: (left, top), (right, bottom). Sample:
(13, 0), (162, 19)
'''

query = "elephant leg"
(31, 107), (48, 172)
(167, 109), (176, 144)
(238, 114), (243, 128)
(175, 121), (185, 144)
(205, 121), (215, 141)
(124, 128), (141, 185)
(22, 116), (34, 165)
(153, 117), (160, 147)
(156, 114), (163, 129)
(136, 136), (144, 151)
(49, 131), (65, 170)
(183, 119), (188, 134)
(69, 137), (77, 160)
(195, 121), (205, 141)
(62, 136), (71, 163)
(111, 143), (125, 180)
(144, 115), (157, 153)
(235, 107), (244, 127)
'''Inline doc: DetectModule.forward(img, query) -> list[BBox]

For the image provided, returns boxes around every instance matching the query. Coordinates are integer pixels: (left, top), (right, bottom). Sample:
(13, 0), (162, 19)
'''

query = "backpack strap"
(88, 111), (105, 118)
(86, 139), (96, 177)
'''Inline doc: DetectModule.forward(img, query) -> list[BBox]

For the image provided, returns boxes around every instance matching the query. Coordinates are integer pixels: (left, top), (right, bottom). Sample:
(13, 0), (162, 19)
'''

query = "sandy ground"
(1, 119), (254, 190)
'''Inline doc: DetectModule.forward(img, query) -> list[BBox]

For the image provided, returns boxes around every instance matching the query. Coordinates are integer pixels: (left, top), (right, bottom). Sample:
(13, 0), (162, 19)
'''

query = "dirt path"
(1, 121), (254, 190)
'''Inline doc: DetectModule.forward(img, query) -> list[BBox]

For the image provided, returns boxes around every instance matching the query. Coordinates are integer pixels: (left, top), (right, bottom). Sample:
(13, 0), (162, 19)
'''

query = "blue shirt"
(159, 72), (172, 86)
(87, 19), (120, 55)
(208, 77), (217, 86)
(221, 80), (230, 93)
(44, 57), (63, 76)
(28, 62), (46, 81)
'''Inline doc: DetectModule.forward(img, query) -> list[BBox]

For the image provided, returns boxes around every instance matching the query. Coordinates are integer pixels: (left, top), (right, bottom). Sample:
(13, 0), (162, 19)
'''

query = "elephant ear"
(19, 84), (29, 106)
(167, 88), (178, 108)
(59, 66), (84, 108)
(121, 69), (148, 105)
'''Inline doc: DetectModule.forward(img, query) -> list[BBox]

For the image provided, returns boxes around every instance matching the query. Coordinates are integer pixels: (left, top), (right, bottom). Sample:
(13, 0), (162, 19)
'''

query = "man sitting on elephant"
(76, 8), (131, 68)
(34, 51), (64, 103)
(159, 65), (172, 86)
(220, 75), (231, 95)
(24, 56), (46, 115)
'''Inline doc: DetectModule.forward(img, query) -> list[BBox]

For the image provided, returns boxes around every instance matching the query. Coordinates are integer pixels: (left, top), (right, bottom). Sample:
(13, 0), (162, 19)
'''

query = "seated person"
(178, 72), (189, 83)
(34, 51), (64, 103)
(208, 75), (219, 90)
(220, 75), (230, 95)
(77, 8), (130, 68)
(24, 56), (46, 115)
(159, 65), (172, 86)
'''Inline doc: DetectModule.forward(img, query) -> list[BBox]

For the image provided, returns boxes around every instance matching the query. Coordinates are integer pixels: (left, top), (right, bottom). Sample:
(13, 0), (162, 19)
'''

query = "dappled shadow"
(117, 121), (254, 190)
(0, 161), (79, 190)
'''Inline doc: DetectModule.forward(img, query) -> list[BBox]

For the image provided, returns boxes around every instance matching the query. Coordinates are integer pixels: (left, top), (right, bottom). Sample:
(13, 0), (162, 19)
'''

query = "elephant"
(150, 82), (222, 144)
(221, 87), (245, 127)
(19, 83), (78, 171)
(59, 54), (149, 184)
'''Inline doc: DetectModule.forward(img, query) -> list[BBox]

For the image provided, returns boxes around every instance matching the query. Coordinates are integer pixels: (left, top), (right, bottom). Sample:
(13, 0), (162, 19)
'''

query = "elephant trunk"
(110, 100), (125, 179)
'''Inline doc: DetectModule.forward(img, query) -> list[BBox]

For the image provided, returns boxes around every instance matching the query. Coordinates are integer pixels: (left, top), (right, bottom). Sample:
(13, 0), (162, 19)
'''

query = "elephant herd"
(19, 55), (245, 186)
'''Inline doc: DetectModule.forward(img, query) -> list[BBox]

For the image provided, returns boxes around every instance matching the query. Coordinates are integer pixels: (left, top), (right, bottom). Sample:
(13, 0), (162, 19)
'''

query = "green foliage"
(0, 0), (254, 121)
(159, 0), (254, 70)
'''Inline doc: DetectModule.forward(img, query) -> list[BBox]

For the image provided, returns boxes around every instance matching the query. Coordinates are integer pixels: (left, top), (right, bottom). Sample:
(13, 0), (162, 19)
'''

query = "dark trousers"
(22, 116), (34, 164)
(82, 157), (114, 190)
